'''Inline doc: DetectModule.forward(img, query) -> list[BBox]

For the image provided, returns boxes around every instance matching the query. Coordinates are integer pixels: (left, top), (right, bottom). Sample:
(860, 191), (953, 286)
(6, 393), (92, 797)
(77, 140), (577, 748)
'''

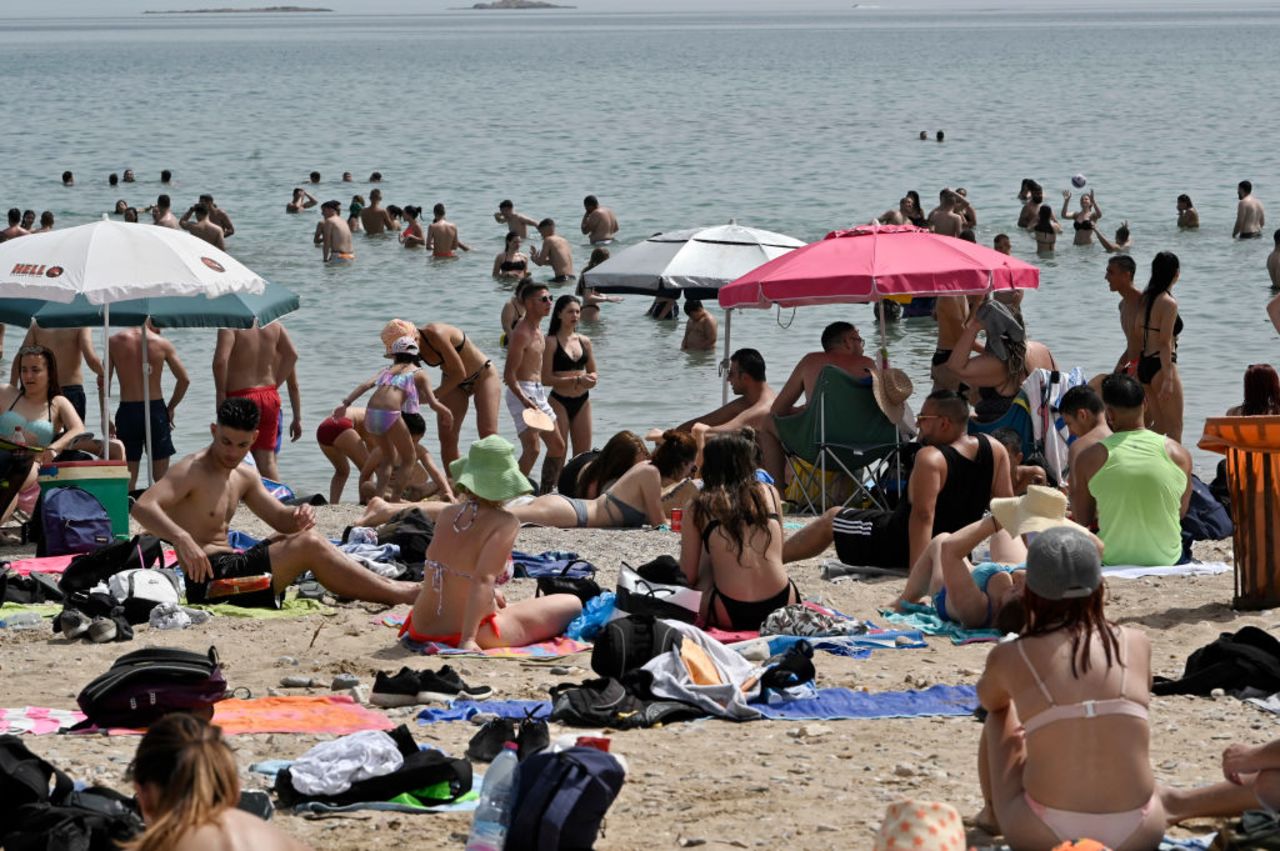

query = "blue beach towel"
(763, 630), (927, 660)
(755, 684), (978, 720)
(878, 602), (1003, 644)
(419, 700), (550, 725)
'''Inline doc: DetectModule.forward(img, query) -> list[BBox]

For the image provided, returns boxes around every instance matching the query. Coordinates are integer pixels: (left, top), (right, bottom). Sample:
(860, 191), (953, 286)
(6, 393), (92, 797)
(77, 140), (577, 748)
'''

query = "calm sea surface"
(2, 7), (1277, 494)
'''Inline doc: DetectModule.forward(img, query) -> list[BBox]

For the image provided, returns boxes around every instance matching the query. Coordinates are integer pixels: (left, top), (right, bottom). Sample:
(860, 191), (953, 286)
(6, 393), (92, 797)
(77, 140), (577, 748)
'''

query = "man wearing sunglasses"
(504, 281), (566, 494)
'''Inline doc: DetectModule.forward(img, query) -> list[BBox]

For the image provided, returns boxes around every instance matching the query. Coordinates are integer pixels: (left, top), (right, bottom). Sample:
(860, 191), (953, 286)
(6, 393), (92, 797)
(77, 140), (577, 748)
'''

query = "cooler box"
(38, 461), (131, 540)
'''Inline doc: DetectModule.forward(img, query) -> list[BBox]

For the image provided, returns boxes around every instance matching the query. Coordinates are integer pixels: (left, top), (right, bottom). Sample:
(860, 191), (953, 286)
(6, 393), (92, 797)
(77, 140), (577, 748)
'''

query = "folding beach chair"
(774, 366), (903, 514)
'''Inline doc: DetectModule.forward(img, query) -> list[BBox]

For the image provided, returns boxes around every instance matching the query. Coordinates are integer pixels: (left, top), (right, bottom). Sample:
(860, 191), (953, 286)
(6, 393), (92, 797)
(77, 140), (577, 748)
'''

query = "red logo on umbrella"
(45, 266), (63, 278)
(201, 257), (226, 273)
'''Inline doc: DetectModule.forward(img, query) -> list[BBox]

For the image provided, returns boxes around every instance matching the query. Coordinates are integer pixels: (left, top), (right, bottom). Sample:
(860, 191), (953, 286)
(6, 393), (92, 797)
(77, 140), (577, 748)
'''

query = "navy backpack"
(38, 487), (113, 557)
(507, 746), (625, 851)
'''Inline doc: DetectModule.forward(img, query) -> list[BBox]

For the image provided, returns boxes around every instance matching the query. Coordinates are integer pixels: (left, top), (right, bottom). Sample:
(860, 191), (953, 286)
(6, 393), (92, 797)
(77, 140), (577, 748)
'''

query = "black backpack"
(590, 614), (683, 679)
(507, 746), (625, 851)
(374, 508), (435, 564)
(1153, 626), (1280, 697)
(0, 735), (143, 851)
(59, 535), (164, 594)
(74, 646), (228, 729)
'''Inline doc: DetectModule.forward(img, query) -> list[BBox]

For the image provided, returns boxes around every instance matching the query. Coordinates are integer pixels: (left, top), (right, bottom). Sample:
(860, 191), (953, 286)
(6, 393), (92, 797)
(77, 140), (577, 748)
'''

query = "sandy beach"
(0, 507), (1265, 850)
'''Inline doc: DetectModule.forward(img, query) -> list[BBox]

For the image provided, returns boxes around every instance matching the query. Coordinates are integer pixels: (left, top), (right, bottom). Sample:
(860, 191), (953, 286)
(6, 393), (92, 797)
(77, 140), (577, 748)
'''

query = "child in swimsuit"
(334, 336), (453, 501)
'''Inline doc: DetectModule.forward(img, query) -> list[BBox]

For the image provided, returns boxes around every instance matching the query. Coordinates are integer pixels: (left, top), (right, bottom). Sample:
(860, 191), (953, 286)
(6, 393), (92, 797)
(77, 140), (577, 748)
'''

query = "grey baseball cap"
(1025, 525), (1102, 600)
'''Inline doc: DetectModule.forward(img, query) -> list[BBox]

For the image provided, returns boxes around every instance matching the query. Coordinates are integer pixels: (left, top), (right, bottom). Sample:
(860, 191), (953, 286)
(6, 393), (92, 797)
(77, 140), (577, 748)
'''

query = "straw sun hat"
(448, 436), (532, 503)
(870, 366), (914, 424)
(381, 318), (418, 351)
(989, 485), (1087, 538)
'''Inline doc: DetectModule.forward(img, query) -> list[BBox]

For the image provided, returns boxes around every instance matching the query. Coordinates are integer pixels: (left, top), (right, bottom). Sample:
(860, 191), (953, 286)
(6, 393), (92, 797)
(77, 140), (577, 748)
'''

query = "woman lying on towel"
(509, 429), (696, 529)
(890, 486), (1095, 632)
(128, 713), (312, 851)
(399, 436), (581, 650)
(679, 429), (797, 631)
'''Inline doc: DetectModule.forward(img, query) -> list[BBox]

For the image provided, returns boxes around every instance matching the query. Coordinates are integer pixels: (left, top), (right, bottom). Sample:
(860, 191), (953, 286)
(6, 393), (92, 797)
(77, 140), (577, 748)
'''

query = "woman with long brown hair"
(1226, 363), (1280, 416)
(127, 714), (310, 851)
(557, 429), (649, 499)
(679, 429), (796, 631)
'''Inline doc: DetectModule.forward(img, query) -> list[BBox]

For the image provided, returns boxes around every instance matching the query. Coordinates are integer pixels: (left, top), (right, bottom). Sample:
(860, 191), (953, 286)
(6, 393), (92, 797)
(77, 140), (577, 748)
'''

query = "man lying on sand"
(132, 399), (422, 608)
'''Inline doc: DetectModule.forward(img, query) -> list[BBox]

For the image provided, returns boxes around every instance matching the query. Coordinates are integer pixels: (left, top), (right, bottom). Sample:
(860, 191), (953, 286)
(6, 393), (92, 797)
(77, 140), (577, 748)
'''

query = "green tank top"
(1088, 429), (1185, 566)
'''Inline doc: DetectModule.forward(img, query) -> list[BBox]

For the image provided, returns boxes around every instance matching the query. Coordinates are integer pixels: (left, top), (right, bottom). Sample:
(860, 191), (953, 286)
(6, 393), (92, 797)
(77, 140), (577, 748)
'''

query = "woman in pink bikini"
(976, 525), (1166, 850)
(398, 436), (581, 651)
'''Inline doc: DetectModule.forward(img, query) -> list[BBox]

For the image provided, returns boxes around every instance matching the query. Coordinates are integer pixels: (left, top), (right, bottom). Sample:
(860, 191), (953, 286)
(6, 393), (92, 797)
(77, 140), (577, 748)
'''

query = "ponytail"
(125, 715), (240, 851)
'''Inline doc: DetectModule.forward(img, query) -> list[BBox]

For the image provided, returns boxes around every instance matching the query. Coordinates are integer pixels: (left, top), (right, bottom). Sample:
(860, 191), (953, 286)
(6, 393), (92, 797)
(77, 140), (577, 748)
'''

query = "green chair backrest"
(774, 365), (898, 461)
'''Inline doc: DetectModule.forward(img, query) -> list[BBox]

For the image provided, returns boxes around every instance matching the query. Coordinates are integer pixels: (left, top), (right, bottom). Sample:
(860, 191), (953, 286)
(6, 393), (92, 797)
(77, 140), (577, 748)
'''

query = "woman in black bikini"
(542, 295), (597, 457)
(680, 429), (797, 632)
(1032, 204), (1061, 254)
(1133, 251), (1184, 442)
(492, 231), (529, 280)
(946, 300), (1058, 422)
(1061, 188), (1102, 246)
(414, 322), (501, 469)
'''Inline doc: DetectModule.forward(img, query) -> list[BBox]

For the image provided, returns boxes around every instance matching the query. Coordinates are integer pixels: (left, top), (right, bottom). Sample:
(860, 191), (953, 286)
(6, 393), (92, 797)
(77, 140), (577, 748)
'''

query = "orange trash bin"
(1200, 416), (1280, 610)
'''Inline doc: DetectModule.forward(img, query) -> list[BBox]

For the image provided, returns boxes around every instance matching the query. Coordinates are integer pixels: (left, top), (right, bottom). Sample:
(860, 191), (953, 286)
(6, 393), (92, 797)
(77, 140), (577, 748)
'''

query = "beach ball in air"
(1072, 174), (1088, 188)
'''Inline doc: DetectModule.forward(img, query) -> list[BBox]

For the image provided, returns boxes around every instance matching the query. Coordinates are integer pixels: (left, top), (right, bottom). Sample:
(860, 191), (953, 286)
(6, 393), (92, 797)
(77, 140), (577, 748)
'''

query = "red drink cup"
(670, 508), (683, 532)
(576, 736), (611, 752)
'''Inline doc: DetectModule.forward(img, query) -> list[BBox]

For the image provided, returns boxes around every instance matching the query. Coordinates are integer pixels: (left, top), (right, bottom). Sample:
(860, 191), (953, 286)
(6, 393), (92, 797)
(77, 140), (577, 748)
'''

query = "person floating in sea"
(680, 299), (718, 352)
(493, 231), (529, 280)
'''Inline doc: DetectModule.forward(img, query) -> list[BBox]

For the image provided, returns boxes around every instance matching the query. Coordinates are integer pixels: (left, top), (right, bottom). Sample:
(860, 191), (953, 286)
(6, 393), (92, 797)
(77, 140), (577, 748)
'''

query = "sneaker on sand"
(466, 717), (516, 763)
(88, 616), (117, 643)
(59, 609), (91, 640)
(371, 667), (423, 708)
(516, 709), (549, 761)
(417, 665), (493, 702)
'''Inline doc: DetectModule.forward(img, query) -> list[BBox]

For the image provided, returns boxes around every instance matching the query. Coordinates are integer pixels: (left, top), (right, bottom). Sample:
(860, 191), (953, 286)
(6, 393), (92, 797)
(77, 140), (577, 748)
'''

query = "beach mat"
(877, 602), (1003, 645)
(760, 630), (927, 659)
(417, 685), (978, 724)
(7, 550), (178, 577)
(7, 696), (394, 736)
(1104, 561), (1230, 579)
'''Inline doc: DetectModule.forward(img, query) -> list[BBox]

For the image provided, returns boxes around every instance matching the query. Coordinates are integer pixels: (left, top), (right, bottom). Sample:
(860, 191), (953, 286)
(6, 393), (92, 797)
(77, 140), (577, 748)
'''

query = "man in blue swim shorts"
(109, 321), (189, 489)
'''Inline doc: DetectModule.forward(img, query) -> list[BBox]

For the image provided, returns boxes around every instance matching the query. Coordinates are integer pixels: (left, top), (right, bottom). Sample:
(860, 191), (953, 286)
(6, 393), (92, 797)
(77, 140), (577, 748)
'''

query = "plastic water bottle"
(465, 742), (519, 851)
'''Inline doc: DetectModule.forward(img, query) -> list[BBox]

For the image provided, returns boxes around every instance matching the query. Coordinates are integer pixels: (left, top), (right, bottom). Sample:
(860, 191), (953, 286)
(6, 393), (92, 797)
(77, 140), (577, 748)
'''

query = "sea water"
(1, 6), (1277, 494)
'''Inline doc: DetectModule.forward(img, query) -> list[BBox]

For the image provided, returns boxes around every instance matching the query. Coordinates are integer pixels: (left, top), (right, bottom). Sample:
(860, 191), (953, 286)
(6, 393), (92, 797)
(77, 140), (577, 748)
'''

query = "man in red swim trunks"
(213, 322), (297, 481)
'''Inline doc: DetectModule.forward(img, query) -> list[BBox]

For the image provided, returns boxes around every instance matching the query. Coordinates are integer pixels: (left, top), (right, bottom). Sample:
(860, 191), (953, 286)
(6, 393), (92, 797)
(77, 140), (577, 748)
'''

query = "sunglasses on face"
(538, 295), (553, 303)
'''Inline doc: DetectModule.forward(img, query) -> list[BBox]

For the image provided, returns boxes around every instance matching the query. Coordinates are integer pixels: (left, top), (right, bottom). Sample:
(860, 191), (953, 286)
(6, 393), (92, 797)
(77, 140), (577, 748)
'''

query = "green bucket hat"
(448, 435), (532, 503)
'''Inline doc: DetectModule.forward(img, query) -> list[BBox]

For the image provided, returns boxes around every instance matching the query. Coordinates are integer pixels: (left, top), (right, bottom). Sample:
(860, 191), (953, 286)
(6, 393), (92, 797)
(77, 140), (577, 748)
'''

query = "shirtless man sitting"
(757, 322), (876, 481)
(529, 218), (575, 282)
(132, 399), (421, 609)
(1234, 180), (1266, 239)
(11, 321), (104, 424)
(676, 348), (776, 457)
(178, 203), (226, 250)
(580, 195), (619, 245)
(213, 322), (297, 481)
(494, 199), (539, 239)
(318, 201), (354, 263)
(359, 189), (394, 234)
(680, 299), (717, 351)
(1057, 385), (1110, 495)
(426, 203), (470, 258)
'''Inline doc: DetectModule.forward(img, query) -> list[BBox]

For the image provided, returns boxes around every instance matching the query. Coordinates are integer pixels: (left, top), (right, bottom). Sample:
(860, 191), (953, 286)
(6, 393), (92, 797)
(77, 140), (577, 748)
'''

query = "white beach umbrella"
(0, 219), (266, 304)
(582, 221), (805, 299)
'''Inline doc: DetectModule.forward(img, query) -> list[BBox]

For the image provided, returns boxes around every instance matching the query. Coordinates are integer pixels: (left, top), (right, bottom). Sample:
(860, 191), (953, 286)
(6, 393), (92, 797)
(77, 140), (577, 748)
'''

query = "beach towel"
(0, 602), (61, 626)
(1103, 561), (1230, 579)
(401, 634), (592, 659)
(877, 602), (1004, 644)
(418, 700), (550, 725)
(762, 630), (927, 659)
(191, 598), (335, 619)
(754, 684), (978, 720)
(0, 706), (87, 735)
(7, 551), (177, 578)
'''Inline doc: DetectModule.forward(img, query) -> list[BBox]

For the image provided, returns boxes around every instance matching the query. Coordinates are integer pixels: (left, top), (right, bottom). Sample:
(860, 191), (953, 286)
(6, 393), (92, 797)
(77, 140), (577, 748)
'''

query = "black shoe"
(466, 717), (516, 763)
(515, 708), (549, 762)
(371, 667), (423, 708)
(417, 665), (493, 702)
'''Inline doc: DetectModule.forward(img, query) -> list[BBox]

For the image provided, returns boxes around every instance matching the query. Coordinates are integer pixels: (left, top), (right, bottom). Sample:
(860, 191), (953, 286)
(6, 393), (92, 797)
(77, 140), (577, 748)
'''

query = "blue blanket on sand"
(417, 684), (978, 724)
(877, 602), (1003, 644)
(762, 631), (926, 660)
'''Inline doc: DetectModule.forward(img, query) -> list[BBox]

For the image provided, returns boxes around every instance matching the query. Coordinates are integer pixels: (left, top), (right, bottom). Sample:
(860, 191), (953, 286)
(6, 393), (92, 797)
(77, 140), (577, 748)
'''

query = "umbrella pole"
(142, 321), (154, 487)
(876, 298), (889, 369)
(101, 305), (110, 461)
(721, 308), (732, 405)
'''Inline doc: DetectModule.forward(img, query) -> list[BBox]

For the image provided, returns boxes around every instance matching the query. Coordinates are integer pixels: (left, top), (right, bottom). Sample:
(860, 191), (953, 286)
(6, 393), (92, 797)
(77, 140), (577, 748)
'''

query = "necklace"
(452, 499), (479, 533)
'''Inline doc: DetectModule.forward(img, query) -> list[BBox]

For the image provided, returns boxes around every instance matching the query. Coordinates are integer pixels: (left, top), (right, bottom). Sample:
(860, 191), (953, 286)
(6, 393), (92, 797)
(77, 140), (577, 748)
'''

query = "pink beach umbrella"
(718, 223), (1039, 309)
(714, 224), (1040, 401)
